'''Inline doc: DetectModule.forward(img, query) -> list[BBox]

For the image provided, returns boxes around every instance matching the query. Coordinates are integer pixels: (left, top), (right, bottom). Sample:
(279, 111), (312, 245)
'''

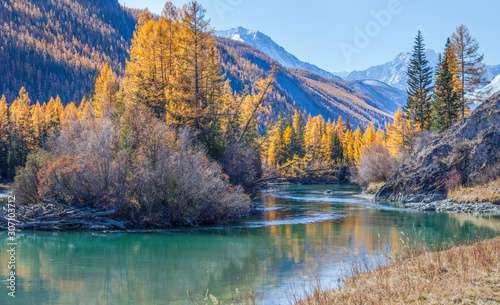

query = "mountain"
(341, 50), (500, 91)
(342, 50), (440, 91)
(218, 37), (396, 128)
(472, 74), (500, 109)
(346, 80), (406, 114)
(0, 2), (401, 127)
(0, 0), (138, 104)
(215, 27), (343, 81)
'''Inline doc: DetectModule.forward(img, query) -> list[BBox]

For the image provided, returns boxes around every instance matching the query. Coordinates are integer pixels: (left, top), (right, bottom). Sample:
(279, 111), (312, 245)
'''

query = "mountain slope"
(0, 0), (137, 104)
(217, 37), (394, 128)
(215, 27), (343, 81)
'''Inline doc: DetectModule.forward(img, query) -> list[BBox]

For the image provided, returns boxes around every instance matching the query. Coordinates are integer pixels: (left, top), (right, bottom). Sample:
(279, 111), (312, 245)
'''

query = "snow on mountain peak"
(215, 27), (343, 81)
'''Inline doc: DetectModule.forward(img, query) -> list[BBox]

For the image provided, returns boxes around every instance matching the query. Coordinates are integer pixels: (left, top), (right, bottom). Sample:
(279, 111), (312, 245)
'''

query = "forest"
(0, 1), (489, 228)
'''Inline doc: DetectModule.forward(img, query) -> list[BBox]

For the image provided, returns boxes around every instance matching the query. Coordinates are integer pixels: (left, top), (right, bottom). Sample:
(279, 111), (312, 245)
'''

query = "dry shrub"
(354, 142), (400, 186)
(448, 177), (500, 204)
(414, 130), (441, 153)
(294, 238), (500, 305)
(366, 182), (385, 194)
(220, 143), (262, 191)
(130, 128), (251, 227)
(12, 150), (52, 205)
(444, 167), (465, 191)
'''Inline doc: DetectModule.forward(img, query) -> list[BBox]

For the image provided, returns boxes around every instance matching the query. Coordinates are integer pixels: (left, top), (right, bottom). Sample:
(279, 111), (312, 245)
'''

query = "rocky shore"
(404, 199), (500, 215)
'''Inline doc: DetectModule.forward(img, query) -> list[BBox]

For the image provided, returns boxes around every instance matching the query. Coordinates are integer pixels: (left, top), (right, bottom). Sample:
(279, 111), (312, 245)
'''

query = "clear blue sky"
(119, 0), (499, 72)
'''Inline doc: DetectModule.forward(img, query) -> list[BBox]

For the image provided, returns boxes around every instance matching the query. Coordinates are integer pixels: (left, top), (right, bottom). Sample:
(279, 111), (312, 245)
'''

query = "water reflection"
(1, 184), (499, 305)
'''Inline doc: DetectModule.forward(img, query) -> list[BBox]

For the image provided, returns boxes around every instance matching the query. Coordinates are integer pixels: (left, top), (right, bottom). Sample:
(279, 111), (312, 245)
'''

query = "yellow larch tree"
(93, 63), (119, 117)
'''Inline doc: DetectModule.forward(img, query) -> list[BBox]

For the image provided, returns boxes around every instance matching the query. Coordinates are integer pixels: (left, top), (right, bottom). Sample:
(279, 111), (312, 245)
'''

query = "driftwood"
(0, 201), (129, 231)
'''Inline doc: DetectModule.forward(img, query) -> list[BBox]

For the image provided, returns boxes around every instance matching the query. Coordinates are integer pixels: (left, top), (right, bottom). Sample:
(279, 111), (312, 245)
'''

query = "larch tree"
(292, 109), (305, 157)
(451, 25), (486, 117)
(93, 63), (119, 117)
(10, 88), (34, 166)
(404, 30), (433, 130)
(31, 101), (46, 147)
(0, 95), (9, 180)
(431, 39), (461, 132)
(267, 129), (283, 168)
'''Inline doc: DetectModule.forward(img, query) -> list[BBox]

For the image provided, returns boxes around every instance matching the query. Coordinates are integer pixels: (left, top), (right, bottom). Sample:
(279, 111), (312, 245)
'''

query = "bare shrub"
(13, 150), (52, 205)
(130, 128), (251, 227)
(414, 130), (441, 153)
(220, 143), (262, 191)
(444, 168), (465, 191)
(354, 142), (400, 186)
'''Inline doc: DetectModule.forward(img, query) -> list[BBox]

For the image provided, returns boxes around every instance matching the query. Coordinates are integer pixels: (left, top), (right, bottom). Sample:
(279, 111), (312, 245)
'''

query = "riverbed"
(1, 184), (499, 304)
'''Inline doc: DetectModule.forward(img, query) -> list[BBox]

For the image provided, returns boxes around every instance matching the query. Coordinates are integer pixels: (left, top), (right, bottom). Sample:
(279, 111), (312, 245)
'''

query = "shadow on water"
(1, 184), (499, 304)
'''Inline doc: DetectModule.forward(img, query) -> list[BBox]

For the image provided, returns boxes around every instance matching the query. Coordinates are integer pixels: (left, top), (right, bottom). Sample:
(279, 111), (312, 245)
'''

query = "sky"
(118, 0), (500, 73)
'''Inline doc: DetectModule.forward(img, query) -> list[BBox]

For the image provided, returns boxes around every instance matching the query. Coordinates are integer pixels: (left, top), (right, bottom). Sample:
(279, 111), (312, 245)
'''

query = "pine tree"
(431, 39), (461, 132)
(404, 30), (433, 130)
(451, 25), (486, 117)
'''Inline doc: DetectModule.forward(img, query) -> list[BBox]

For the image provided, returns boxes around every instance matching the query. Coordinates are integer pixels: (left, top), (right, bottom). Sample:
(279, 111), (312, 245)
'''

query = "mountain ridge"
(215, 27), (343, 81)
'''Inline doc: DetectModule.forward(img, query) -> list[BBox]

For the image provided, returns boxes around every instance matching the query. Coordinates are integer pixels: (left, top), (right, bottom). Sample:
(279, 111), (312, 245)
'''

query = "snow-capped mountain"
(341, 50), (440, 91)
(215, 27), (342, 81)
(471, 74), (500, 109)
(340, 50), (500, 91)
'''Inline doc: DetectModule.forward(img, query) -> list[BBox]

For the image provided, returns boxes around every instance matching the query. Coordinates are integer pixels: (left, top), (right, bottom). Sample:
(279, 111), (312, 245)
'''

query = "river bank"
(295, 237), (500, 304)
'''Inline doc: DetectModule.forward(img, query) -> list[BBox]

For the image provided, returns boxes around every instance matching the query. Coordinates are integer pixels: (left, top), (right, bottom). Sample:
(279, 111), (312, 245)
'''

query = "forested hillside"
(218, 38), (395, 128)
(0, 0), (138, 104)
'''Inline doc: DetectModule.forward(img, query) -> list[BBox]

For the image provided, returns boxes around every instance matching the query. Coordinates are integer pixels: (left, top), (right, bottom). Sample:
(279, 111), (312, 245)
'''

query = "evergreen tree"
(431, 39), (461, 132)
(404, 30), (433, 130)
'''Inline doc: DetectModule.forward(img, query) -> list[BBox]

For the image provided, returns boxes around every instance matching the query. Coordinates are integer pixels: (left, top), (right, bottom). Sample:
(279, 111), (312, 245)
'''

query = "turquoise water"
(1, 184), (499, 304)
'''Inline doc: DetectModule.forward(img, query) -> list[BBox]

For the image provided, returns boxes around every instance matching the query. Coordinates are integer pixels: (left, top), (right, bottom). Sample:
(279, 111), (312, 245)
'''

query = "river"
(1, 184), (499, 304)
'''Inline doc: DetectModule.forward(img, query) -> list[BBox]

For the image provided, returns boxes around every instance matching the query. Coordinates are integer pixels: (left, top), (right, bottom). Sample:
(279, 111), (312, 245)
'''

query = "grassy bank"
(449, 178), (500, 205)
(294, 238), (500, 304)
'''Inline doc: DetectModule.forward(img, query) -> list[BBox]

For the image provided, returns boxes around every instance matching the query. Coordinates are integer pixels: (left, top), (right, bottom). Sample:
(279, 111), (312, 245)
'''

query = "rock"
(376, 93), (500, 203)
(423, 205), (436, 211)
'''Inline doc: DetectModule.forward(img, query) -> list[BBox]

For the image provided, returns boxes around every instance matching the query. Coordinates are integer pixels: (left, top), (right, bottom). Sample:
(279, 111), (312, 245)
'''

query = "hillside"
(376, 93), (500, 203)
(215, 27), (342, 81)
(0, 0), (137, 104)
(218, 37), (396, 127)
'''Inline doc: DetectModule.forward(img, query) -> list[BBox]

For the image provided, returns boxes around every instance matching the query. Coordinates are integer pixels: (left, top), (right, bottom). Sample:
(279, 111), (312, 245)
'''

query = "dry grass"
(294, 238), (500, 305)
(366, 182), (386, 194)
(448, 178), (500, 204)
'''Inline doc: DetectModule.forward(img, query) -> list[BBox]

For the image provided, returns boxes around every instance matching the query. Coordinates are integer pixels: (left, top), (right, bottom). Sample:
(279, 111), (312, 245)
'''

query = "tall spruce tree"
(404, 30), (433, 130)
(431, 39), (461, 132)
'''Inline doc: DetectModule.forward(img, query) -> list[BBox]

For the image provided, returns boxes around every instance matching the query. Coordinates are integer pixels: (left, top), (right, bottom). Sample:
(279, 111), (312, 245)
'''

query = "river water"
(1, 184), (499, 304)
